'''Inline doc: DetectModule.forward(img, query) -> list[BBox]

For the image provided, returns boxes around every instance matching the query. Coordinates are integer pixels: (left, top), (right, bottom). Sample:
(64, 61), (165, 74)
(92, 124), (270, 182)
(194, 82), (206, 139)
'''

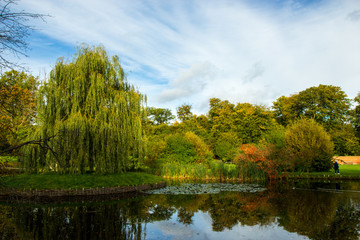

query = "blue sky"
(12, 0), (360, 115)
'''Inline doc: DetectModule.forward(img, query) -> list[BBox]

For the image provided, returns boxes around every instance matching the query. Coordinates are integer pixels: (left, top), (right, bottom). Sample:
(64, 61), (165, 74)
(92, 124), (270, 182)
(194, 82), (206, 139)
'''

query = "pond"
(1, 180), (360, 240)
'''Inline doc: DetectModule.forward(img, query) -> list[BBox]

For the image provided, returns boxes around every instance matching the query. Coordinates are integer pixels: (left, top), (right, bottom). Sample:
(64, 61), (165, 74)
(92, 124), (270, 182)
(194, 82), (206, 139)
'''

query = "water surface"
(1, 180), (360, 240)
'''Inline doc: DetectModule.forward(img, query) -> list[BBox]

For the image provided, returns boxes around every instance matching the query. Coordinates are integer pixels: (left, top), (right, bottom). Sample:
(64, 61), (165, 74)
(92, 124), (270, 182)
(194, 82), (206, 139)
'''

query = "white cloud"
(158, 62), (217, 102)
(15, 0), (360, 114)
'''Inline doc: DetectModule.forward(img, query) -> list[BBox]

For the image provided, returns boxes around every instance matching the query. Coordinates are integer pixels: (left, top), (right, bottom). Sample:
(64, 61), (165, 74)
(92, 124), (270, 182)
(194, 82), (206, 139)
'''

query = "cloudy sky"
(12, 0), (360, 115)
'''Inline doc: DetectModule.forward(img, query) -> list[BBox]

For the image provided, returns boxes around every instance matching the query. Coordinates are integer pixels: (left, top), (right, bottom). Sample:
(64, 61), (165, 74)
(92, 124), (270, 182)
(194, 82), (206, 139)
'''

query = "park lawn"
(287, 165), (360, 178)
(2, 172), (165, 190)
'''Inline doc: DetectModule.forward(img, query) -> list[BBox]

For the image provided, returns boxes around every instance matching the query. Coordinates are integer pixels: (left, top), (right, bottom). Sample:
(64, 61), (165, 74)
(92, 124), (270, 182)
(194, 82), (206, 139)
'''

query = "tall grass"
(160, 161), (266, 182)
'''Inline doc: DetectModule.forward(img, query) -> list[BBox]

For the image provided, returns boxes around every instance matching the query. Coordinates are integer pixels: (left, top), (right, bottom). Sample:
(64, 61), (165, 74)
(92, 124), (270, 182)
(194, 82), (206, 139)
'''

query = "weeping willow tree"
(23, 45), (146, 174)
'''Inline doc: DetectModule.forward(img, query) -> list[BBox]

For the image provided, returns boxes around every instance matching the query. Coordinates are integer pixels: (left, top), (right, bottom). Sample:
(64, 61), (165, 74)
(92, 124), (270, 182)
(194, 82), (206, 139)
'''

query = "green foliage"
(165, 133), (197, 163)
(176, 114), (211, 145)
(177, 104), (193, 122)
(273, 85), (351, 130)
(0, 70), (38, 150)
(160, 161), (265, 181)
(144, 135), (167, 171)
(184, 132), (213, 162)
(147, 107), (175, 125)
(208, 98), (235, 136)
(214, 132), (240, 161)
(0, 155), (18, 163)
(330, 125), (360, 156)
(354, 93), (360, 137)
(285, 118), (334, 172)
(262, 125), (286, 148)
(23, 45), (146, 174)
(208, 98), (276, 144)
(162, 131), (213, 164)
(233, 103), (276, 143)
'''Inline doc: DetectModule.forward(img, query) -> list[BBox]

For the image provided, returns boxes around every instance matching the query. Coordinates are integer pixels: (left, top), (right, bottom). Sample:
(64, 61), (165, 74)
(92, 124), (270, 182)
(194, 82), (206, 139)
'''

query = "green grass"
(287, 165), (360, 179)
(2, 172), (165, 190)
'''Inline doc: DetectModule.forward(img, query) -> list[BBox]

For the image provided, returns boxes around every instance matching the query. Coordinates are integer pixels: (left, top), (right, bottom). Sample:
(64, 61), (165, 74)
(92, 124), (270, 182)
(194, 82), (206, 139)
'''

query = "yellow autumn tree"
(0, 70), (37, 151)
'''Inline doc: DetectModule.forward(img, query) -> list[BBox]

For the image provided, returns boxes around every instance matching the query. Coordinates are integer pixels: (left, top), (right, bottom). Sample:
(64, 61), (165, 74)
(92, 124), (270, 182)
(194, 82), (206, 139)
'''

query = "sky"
(11, 0), (360, 115)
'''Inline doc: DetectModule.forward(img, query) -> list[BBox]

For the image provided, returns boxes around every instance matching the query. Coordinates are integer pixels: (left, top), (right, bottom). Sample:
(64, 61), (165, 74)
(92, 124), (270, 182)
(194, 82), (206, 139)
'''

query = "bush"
(214, 132), (240, 162)
(184, 132), (213, 162)
(235, 144), (278, 179)
(262, 126), (286, 148)
(285, 118), (334, 172)
(144, 136), (167, 171)
(165, 133), (197, 163)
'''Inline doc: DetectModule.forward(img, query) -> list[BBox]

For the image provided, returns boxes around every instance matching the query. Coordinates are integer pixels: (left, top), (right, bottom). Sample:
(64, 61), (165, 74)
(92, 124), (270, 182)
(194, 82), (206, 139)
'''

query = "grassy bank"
(287, 165), (360, 179)
(2, 172), (165, 190)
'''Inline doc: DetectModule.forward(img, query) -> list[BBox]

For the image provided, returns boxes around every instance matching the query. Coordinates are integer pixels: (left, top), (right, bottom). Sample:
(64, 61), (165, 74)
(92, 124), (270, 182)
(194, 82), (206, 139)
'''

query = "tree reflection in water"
(1, 182), (360, 240)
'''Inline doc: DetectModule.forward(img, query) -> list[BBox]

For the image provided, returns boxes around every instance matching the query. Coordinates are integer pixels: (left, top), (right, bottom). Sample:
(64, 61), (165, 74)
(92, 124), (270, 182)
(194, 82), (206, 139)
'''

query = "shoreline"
(0, 181), (167, 202)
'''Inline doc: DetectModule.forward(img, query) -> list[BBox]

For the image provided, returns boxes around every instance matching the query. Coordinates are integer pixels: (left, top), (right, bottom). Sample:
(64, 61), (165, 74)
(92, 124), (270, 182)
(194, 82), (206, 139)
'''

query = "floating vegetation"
(145, 183), (266, 195)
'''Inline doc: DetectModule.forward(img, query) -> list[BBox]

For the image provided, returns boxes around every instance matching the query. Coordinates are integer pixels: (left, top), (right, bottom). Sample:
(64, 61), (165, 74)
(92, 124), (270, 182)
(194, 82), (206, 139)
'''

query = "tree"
(354, 93), (360, 137)
(285, 118), (334, 171)
(329, 125), (360, 156)
(176, 104), (193, 122)
(0, 0), (47, 71)
(23, 45), (146, 174)
(146, 107), (174, 125)
(165, 133), (197, 163)
(208, 98), (236, 137)
(208, 98), (276, 144)
(233, 103), (276, 144)
(184, 131), (212, 162)
(0, 70), (37, 150)
(273, 85), (351, 130)
(214, 132), (240, 162)
(272, 95), (296, 126)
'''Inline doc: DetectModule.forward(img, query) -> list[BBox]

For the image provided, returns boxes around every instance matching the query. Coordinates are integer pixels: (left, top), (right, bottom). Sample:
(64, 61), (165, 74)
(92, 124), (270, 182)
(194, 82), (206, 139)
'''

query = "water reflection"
(1, 181), (360, 240)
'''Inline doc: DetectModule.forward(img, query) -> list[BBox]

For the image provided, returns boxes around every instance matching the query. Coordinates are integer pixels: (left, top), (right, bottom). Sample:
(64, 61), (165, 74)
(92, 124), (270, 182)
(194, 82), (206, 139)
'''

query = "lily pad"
(145, 183), (266, 195)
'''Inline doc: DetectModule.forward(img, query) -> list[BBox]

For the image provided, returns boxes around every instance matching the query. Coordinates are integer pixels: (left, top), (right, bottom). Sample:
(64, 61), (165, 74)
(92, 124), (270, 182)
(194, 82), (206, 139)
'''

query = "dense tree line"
(1, 45), (359, 173)
(145, 86), (359, 173)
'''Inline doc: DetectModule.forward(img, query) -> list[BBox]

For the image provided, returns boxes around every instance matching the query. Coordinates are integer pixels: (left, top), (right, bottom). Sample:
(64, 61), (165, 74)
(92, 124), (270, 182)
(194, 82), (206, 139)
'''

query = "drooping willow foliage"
(23, 45), (146, 174)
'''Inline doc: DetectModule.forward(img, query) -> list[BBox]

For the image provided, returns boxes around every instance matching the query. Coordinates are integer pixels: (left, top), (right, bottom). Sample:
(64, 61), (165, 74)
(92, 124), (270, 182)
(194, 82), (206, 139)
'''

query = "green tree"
(0, 70), (38, 150)
(272, 95), (296, 126)
(285, 118), (334, 171)
(234, 103), (276, 144)
(330, 125), (360, 156)
(176, 104), (193, 122)
(184, 131), (212, 162)
(208, 98), (235, 136)
(354, 93), (360, 137)
(165, 133), (197, 163)
(273, 85), (351, 130)
(214, 132), (240, 162)
(146, 107), (174, 125)
(208, 98), (276, 144)
(23, 45), (146, 173)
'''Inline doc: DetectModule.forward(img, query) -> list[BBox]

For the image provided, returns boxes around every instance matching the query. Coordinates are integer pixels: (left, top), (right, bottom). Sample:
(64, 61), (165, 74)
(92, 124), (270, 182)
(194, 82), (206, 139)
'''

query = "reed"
(160, 161), (266, 181)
